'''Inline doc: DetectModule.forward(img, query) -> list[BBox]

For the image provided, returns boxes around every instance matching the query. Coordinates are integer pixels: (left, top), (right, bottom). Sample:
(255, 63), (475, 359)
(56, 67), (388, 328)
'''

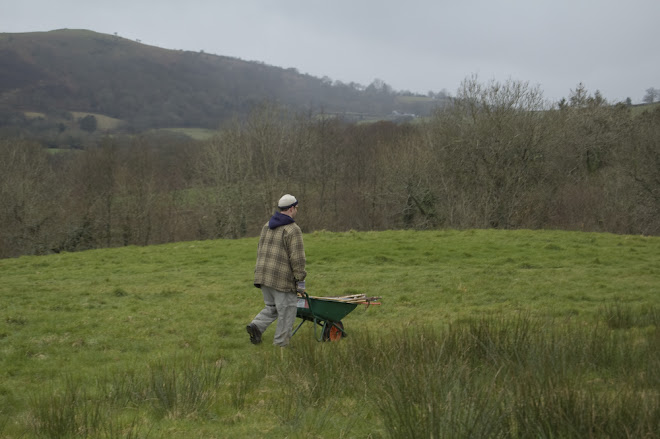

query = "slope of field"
(0, 229), (658, 437)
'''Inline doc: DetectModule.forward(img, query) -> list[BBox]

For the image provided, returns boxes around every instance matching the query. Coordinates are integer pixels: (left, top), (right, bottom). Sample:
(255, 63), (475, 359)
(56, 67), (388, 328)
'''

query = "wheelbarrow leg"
(313, 318), (325, 342)
(291, 318), (306, 337)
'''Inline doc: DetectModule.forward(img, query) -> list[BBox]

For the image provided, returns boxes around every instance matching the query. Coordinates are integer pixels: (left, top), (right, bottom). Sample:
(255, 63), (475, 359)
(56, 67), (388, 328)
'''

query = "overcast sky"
(2, 0), (658, 103)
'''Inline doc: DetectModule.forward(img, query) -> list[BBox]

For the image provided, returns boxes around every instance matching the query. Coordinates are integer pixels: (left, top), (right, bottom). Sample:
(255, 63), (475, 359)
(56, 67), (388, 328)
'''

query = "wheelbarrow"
(292, 292), (380, 341)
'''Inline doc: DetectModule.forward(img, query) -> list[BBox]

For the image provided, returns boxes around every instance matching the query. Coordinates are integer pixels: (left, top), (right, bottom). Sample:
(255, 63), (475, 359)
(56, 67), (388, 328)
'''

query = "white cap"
(278, 194), (298, 209)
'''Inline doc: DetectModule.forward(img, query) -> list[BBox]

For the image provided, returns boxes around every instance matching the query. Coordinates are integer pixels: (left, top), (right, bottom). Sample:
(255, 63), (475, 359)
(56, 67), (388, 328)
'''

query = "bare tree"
(642, 87), (659, 104)
(195, 124), (256, 239)
(0, 139), (58, 256)
(245, 104), (298, 216)
(114, 139), (159, 245)
(305, 116), (344, 227)
(623, 107), (660, 234)
(427, 75), (549, 228)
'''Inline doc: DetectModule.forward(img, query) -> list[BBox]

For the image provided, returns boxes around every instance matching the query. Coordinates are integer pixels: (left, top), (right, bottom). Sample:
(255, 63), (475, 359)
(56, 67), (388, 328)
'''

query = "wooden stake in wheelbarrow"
(292, 292), (381, 341)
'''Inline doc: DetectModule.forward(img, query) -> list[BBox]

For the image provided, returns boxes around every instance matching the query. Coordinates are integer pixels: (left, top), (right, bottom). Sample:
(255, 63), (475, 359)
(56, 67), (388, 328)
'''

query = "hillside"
(0, 29), (445, 131)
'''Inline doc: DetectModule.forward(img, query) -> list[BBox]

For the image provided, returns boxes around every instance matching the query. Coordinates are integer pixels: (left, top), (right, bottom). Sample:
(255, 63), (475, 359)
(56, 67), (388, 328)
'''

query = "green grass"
(70, 111), (124, 131)
(152, 127), (218, 140)
(0, 229), (658, 437)
(630, 101), (660, 115)
(395, 95), (435, 104)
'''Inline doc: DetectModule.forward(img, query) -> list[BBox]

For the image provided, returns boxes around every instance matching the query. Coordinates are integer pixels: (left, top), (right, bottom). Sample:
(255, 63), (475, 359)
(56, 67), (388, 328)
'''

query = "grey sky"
(2, 0), (658, 103)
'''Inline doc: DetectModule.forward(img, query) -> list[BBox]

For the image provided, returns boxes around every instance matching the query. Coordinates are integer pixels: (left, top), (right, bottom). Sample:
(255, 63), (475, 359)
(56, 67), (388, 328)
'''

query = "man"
(247, 194), (306, 347)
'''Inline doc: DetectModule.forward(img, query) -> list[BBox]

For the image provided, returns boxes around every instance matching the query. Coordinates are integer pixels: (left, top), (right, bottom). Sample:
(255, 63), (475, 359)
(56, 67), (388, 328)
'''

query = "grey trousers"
(251, 286), (297, 347)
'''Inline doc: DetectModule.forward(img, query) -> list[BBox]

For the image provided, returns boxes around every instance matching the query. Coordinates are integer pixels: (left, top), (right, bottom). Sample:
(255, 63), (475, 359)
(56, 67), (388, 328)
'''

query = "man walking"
(247, 194), (306, 347)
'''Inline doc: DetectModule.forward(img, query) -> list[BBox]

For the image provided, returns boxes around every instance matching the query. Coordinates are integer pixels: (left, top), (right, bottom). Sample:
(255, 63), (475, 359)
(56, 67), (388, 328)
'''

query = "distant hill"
(0, 29), (446, 131)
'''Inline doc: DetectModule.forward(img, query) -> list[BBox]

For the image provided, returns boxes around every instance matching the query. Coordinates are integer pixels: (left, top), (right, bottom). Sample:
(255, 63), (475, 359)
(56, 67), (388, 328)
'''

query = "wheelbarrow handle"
(298, 291), (326, 342)
(300, 291), (316, 317)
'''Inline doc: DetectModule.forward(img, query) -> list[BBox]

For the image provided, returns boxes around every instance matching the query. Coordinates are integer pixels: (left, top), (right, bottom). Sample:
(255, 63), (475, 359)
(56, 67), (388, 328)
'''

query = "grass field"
(70, 112), (124, 131)
(0, 229), (658, 438)
(153, 127), (218, 140)
(630, 101), (660, 115)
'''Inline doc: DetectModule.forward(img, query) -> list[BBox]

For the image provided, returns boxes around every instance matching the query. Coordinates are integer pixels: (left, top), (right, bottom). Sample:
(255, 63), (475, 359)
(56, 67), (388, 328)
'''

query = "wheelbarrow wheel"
(323, 321), (344, 341)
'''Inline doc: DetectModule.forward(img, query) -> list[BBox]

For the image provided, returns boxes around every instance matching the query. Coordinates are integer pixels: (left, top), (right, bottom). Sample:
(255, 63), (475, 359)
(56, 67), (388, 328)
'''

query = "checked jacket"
(253, 221), (306, 293)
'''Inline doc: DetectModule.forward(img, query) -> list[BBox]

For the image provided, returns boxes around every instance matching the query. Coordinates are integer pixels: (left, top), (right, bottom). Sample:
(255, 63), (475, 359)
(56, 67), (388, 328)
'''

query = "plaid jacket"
(253, 221), (306, 293)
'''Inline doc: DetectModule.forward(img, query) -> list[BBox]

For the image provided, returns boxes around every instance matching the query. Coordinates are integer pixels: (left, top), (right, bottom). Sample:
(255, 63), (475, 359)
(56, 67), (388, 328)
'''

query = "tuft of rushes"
(147, 355), (223, 418)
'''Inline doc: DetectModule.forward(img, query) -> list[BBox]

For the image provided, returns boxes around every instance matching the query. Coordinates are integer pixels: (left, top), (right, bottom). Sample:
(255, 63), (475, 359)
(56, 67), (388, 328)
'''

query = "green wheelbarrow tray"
(292, 292), (380, 342)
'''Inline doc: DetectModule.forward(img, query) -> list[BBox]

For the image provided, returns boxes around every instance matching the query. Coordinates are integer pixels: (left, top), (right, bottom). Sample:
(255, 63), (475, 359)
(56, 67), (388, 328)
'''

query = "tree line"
(1, 77), (659, 258)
